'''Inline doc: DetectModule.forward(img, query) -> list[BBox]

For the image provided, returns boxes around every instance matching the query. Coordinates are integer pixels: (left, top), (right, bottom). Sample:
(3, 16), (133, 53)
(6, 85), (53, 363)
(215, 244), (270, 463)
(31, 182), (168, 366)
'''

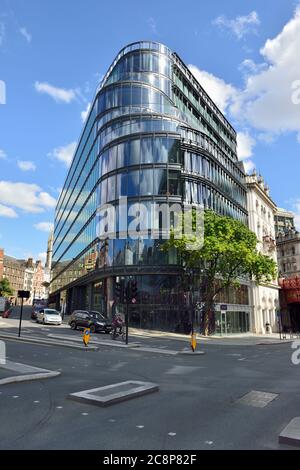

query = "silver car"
(37, 308), (62, 325)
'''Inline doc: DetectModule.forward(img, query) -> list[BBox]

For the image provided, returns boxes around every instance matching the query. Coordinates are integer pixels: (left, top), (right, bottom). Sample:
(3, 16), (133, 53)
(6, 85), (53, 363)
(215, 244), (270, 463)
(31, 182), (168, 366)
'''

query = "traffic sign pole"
(18, 297), (24, 338)
(17, 290), (30, 338)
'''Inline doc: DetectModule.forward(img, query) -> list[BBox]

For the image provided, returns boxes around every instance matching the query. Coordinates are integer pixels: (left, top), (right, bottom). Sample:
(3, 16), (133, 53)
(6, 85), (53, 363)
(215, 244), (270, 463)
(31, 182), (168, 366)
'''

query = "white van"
(0, 297), (6, 313)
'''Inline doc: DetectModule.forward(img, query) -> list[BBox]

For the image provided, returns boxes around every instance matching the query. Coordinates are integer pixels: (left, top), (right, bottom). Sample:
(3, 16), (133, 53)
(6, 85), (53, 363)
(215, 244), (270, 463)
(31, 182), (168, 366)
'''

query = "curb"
(0, 370), (61, 386)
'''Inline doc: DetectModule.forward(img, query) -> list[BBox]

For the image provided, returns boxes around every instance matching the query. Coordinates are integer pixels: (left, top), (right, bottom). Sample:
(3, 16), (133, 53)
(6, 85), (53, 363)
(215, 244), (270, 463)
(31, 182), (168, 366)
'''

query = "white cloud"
(231, 6), (300, 136)
(147, 17), (158, 35)
(237, 131), (256, 159)
(239, 59), (267, 75)
(0, 181), (56, 214)
(81, 102), (91, 122)
(236, 132), (256, 174)
(290, 200), (300, 231)
(17, 160), (36, 171)
(189, 6), (300, 146)
(243, 159), (255, 174)
(34, 222), (54, 232)
(49, 142), (77, 167)
(188, 65), (238, 114)
(0, 203), (18, 218)
(19, 27), (32, 43)
(34, 81), (77, 103)
(38, 252), (47, 264)
(0, 149), (7, 159)
(213, 11), (260, 39)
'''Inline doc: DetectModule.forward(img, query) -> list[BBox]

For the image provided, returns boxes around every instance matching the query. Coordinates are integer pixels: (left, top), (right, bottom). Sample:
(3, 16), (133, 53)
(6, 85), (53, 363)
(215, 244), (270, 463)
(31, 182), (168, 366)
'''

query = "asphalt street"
(1, 310), (300, 450)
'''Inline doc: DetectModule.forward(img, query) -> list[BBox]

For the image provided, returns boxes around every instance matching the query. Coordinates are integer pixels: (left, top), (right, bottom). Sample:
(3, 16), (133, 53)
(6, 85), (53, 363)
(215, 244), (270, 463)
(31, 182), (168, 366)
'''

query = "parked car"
(68, 310), (111, 334)
(37, 308), (62, 325)
(31, 307), (42, 320)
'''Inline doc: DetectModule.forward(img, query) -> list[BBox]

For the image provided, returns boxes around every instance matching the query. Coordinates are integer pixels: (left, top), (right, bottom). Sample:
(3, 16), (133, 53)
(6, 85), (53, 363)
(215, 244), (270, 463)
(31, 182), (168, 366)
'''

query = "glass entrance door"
(221, 312), (227, 335)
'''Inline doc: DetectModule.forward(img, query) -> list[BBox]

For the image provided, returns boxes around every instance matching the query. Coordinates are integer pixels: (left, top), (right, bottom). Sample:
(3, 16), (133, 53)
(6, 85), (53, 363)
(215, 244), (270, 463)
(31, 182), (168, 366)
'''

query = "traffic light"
(115, 279), (125, 303)
(129, 280), (138, 304)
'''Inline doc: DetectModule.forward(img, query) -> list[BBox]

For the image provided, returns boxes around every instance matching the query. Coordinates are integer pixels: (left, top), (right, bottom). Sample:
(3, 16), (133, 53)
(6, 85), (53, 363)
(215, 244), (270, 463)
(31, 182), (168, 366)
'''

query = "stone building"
(245, 172), (279, 334)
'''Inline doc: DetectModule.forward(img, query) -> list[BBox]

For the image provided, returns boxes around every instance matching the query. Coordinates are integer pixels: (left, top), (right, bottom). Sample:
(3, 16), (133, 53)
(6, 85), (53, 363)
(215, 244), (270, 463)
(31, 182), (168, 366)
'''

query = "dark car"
(68, 310), (111, 334)
(31, 307), (42, 320)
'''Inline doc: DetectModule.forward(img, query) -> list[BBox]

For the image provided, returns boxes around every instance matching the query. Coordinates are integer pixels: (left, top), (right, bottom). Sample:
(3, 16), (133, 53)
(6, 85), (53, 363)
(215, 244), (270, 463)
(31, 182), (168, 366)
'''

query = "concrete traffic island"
(0, 360), (61, 385)
(68, 380), (159, 407)
(279, 418), (300, 447)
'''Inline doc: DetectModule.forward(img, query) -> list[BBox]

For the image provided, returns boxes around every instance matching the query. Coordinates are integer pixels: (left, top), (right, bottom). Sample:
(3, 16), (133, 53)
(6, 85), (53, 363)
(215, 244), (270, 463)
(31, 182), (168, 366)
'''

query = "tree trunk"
(201, 297), (215, 336)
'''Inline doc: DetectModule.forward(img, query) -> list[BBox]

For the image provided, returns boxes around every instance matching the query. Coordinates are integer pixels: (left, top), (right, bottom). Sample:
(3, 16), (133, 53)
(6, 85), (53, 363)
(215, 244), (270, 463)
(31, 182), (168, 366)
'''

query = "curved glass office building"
(50, 41), (250, 332)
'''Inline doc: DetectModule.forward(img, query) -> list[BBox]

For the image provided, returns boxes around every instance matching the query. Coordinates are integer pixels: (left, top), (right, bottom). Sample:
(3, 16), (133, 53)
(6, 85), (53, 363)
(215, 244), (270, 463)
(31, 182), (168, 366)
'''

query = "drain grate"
(237, 390), (278, 408)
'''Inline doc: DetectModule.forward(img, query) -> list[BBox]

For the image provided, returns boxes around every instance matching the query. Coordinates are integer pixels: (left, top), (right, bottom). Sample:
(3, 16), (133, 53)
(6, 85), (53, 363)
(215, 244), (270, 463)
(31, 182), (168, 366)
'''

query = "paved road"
(0, 328), (299, 450)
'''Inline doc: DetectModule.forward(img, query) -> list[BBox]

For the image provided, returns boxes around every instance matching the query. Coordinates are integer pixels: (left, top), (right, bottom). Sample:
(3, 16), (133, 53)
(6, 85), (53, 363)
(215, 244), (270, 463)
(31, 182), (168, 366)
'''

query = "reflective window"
(127, 170), (140, 196)
(107, 145), (117, 172)
(154, 169), (167, 195)
(101, 150), (109, 175)
(128, 139), (140, 166)
(117, 141), (129, 168)
(100, 178), (107, 204)
(168, 170), (181, 196)
(116, 172), (127, 197)
(106, 175), (116, 202)
(140, 169), (153, 195)
(141, 138), (153, 164)
(168, 140), (180, 164)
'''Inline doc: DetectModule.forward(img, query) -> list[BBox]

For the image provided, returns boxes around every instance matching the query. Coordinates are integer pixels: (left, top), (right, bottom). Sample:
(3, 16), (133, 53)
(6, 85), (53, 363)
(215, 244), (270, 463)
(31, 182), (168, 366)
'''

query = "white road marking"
(136, 425), (144, 429)
(168, 432), (176, 437)
(33, 401), (40, 404)
(12, 396), (19, 399)
(81, 412), (89, 416)
(205, 441), (213, 445)
(56, 406), (63, 409)
(238, 358), (246, 361)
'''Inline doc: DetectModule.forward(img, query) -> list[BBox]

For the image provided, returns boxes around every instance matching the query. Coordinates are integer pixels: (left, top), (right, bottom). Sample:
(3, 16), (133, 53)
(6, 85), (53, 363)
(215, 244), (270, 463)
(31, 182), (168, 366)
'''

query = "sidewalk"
(129, 327), (295, 345)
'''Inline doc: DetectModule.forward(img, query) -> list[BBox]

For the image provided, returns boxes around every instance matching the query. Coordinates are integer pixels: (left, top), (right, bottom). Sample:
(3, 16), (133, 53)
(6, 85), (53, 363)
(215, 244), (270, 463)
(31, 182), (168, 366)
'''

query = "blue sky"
(0, 0), (300, 263)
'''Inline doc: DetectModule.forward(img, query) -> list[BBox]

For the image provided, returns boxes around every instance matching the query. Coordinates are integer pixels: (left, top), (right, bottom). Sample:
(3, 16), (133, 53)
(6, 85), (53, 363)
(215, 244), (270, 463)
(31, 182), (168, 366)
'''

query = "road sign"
(220, 304), (227, 311)
(18, 290), (30, 299)
(191, 332), (197, 352)
(83, 328), (91, 347)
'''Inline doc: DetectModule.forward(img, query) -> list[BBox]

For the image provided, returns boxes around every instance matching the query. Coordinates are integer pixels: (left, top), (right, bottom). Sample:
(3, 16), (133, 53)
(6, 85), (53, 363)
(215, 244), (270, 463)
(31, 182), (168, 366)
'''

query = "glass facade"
(50, 41), (249, 333)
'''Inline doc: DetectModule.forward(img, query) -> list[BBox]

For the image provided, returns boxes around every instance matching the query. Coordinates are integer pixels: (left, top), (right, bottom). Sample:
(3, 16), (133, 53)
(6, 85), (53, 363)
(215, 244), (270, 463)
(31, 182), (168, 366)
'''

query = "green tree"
(164, 210), (277, 336)
(0, 278), (14, 297)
